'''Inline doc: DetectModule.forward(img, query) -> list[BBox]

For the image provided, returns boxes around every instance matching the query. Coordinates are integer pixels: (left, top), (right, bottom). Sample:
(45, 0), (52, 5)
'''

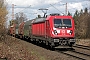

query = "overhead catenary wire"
(50, 4), (65, 15)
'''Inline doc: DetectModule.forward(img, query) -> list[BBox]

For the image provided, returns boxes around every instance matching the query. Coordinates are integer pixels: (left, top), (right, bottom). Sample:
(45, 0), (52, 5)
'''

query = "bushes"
(74, 8), (90, 39)
(0, 0), (8, 40)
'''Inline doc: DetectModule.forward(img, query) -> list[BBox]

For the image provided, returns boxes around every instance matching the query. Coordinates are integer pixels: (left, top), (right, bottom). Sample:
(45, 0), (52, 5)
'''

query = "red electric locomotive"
(29, 13), (75, 48)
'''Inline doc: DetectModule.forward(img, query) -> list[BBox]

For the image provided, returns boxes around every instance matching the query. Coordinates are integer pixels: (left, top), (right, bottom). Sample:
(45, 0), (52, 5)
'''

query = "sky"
(6, 0), (90, 21)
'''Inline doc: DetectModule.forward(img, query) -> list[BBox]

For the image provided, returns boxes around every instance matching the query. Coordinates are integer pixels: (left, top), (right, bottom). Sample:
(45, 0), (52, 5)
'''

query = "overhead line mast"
(66, 3), (67, 15)
(12, 4), (14, 20)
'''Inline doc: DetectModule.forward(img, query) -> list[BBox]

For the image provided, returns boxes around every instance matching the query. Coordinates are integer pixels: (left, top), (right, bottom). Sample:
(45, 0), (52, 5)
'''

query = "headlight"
(67, 30), (73, 35)
(54, 30), (58, 35)
(70, 30), (73, 35)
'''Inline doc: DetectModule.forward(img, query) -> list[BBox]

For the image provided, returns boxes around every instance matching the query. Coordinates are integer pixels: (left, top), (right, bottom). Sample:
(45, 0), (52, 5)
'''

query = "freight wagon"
(9, 24), (16, 37)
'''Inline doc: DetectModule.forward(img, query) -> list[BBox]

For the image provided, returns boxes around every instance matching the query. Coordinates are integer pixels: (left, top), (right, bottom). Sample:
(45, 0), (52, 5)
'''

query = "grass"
(31, 50), (46, 60)
(76, 39), (90, 46)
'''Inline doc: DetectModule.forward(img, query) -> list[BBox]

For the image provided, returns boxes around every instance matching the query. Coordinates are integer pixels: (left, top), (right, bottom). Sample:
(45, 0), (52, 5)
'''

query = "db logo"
(62, 30), (65, 33)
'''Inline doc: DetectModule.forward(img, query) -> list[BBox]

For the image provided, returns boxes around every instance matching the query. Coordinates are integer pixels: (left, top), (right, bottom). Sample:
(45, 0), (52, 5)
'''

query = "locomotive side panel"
(32, 22), (46, 37)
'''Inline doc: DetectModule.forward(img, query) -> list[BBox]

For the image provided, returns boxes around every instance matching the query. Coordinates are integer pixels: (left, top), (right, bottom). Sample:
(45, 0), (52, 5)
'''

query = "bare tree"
(15, 12), (27, 24)
(0, 0), (8, 40)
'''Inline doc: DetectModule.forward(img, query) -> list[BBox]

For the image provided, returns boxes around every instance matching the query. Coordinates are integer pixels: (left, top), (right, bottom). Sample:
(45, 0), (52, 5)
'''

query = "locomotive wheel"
(69, 45), (73, 47)
(35, 39), (39, 44)
(46, 41), (49, 45)
(69, 42), (74, 47)
(46, 43), (49, 49)
(69, 44), (73, 47)
(49, 42), (55, 50)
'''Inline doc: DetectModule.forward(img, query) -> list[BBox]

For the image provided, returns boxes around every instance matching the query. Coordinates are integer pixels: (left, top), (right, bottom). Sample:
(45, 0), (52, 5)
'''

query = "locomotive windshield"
(54, 19), (72, 28)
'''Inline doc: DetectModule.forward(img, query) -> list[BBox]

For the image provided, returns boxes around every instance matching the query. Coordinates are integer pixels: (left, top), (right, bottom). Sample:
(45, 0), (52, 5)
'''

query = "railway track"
(11, 36), (90, 60)
(56, 49), (90, 60)
(55, 44), (90, 60)
(73, 44), (90, 50)
(75, 44), (90, 48)
(25, 38), (90, 60)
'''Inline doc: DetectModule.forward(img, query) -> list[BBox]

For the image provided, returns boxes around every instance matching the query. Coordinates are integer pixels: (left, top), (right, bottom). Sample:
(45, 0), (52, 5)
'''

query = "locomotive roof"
(24, 15), (73, 25)
(32, 18), (46, 24)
